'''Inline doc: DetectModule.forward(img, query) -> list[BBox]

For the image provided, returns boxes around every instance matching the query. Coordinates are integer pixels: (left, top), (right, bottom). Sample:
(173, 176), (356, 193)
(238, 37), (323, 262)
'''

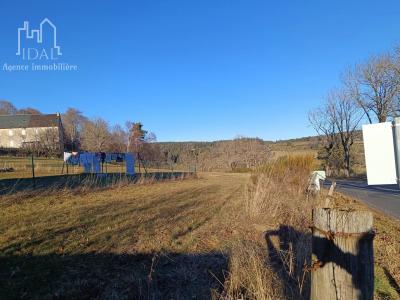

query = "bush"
(246, 155), (316, 218)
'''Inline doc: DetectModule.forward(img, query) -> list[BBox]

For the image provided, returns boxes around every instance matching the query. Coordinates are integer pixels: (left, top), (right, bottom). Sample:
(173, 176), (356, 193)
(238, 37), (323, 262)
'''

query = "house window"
(8, 129), (13, 136)
(21, 129), (26, 135)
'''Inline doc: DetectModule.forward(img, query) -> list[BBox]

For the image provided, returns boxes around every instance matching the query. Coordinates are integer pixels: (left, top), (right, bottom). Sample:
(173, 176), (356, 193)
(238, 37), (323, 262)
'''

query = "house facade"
(0, 113), (64, 152)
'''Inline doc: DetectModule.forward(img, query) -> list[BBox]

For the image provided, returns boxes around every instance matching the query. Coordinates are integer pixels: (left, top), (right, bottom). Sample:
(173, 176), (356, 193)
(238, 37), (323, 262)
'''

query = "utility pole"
(392, 117), (400, 189)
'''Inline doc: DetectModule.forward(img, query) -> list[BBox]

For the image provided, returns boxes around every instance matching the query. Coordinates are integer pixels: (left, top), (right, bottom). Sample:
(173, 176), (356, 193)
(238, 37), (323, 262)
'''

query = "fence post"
(311, 208), (374, 300)
(31, 154), (36, 189)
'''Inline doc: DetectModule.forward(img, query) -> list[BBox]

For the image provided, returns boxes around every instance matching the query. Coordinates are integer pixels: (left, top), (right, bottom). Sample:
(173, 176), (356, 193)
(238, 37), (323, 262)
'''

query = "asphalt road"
(325, 179), (400, 220)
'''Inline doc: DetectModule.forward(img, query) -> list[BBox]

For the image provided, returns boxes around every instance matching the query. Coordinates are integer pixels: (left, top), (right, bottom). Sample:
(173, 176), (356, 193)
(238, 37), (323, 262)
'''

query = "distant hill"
(156, 133), (365, 173)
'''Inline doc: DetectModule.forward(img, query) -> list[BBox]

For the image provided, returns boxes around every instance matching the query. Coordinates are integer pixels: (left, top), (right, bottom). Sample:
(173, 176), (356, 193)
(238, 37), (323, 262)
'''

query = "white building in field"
(0, 113), (64, 152)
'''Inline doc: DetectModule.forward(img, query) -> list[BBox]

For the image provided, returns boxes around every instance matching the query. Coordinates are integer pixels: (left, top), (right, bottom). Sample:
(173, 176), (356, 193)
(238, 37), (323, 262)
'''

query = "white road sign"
(362, 122), (397, 185)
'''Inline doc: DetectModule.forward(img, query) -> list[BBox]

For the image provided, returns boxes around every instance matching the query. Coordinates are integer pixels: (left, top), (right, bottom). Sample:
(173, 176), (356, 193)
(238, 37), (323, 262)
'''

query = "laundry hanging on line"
(125, 153), (135, 175)
(79, 153), (101, 173)
(63, 151), (135, 174)
(63, 152), (80, 165)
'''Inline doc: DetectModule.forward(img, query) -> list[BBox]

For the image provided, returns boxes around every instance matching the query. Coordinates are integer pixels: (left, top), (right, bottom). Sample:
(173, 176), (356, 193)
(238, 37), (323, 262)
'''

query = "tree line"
(0, 101), (41, 115)
(61, 108), (176, 168)
(158, 137), (271, 172)
(0, 102), (164, 164)
(309, 46), (400, 177)
(0, 101), (273, 171)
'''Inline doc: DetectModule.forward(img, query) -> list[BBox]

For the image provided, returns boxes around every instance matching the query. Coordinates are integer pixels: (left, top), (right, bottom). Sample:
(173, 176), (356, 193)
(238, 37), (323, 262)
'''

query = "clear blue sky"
(0, 1), (399, 141)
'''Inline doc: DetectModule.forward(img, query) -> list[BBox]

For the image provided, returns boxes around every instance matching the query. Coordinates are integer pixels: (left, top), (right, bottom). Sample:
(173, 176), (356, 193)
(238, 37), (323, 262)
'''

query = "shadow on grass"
(264, 225), (311, 300)
(383, 267), (400, 296)
(265, 224), (375, 300)
(0, 252), (228, 299)
(0, 172), (194, 195)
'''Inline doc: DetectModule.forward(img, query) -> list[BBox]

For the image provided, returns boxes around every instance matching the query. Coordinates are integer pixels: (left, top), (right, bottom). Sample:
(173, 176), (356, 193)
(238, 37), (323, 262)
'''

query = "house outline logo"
(16, 18), (62, 59)
(2, 18), (78, 71)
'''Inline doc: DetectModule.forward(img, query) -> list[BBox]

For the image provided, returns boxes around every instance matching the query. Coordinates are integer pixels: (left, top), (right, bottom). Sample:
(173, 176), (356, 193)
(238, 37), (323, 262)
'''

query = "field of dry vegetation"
(0, 156), (399, 299)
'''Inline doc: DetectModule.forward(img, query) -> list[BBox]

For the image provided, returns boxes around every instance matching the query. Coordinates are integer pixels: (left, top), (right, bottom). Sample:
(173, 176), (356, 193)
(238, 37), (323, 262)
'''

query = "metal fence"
(0, 156), (195, 180)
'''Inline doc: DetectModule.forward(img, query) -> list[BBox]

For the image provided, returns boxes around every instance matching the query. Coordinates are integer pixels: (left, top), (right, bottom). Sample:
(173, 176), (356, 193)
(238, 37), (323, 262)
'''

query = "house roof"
(0, 114), (61, 129)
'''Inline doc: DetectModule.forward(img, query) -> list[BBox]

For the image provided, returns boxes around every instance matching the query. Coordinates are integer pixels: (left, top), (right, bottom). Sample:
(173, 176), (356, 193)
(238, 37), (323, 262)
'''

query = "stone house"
(0, 113), (64, 152)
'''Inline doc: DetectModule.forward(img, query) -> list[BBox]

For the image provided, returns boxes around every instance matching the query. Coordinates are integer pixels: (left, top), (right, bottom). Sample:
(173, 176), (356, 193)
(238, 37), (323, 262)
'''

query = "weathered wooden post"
(311, 208), (374, 300)
(31, 154), (36, 189)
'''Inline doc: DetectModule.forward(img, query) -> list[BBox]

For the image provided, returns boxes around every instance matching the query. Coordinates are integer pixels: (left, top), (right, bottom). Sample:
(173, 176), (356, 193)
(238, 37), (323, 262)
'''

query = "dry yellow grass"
(0, 173), (251, 298)
(0, 173), (249, 254)
(0, 162), (398, 299)
(221, 155), (398, 300)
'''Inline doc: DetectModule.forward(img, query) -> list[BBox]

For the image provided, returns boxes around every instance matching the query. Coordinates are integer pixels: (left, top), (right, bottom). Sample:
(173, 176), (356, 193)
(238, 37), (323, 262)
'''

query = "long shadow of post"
(264, 225), (311, 300)
(265, 225), (374, 300)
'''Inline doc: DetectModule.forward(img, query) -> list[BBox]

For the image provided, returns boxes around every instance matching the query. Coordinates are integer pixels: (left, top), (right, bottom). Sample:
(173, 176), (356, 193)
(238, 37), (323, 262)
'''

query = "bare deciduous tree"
(232, 137), (270, 170)
(0, 100), (17, 115)
(81, 118), (110, 152)
(62, 108), (87, 151)
(21, 128), (61, 157)
(327, 89), (364, 177)
(345, 54), (400, 123)
(17, 107), (42, 115)
(308, 106), (337, 176)
(37, 128), (62, 156)
(108, 124), (128, 153)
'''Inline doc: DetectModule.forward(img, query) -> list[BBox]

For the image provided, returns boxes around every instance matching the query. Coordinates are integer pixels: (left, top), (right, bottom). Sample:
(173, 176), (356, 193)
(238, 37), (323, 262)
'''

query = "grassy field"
(0, 171), (399, 299)
(0, 173), (248, 299)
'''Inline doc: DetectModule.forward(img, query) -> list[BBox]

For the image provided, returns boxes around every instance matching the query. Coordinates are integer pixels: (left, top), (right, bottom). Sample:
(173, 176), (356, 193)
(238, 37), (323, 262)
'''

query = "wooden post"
(311, 208), (374, 300)
(324, 181), (336, 207)
(31, 154), (36, 189)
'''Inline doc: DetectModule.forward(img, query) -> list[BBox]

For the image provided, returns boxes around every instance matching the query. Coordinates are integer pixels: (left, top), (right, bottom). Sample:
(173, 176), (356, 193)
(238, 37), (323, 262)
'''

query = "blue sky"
(0, 1), (399, 141)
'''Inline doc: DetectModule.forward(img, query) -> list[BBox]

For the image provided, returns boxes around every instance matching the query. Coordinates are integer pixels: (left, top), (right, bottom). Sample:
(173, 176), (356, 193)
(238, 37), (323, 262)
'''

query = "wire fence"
(0, 156), (196, 180)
